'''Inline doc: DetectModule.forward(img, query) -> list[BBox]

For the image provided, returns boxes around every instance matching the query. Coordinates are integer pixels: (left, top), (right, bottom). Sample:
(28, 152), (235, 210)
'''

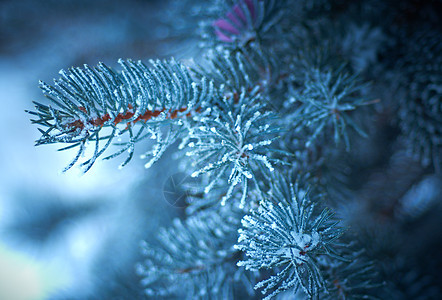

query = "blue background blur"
(0, 1), (190, 298)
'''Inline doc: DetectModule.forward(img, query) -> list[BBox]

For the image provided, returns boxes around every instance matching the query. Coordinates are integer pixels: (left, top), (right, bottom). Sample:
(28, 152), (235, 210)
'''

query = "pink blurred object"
(213, 0), (257, 43)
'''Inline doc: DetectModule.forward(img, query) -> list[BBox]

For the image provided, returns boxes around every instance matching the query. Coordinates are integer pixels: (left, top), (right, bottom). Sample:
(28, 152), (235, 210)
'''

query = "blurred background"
(0, 0), (196, 298)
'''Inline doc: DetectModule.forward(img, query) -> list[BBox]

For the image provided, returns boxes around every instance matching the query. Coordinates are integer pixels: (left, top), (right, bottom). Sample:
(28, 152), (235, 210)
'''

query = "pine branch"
(235, 173), (346, 299)
(193, 45), (278, 96)
(137, 205), (258, 299)
(285, 66), (371, 151)
(186, 86), (286, 208)
(27, 59), (214, 172)
(319, 250), (382, 299)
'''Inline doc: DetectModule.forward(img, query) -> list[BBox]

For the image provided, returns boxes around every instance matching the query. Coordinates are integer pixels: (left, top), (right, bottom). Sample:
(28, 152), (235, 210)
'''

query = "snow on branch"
(185, 85), (286, 208)
(28, 59), (214, 172)
(235, 173), (346, 299)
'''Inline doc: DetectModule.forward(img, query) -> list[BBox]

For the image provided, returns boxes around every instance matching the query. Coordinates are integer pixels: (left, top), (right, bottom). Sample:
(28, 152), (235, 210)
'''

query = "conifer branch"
(235, 173), (346, 299)
(137, 205), (257, 299)
(286, 66), (370, 151)
(193, 45), (279, 97)
(28, 59), (214, 171)
(186, 86), (286, 208)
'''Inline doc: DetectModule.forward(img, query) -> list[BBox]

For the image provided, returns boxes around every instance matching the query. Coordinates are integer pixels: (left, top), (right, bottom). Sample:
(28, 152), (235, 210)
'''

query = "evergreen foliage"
(395, 29), (442, 171)
(286, 66), (370, 150)
(186, 85), (283, 207)
(25, 0), (441, 299)
(235, 174), (345, 299)
(28, 59), (212, 171)
(137, 204), (257, 299)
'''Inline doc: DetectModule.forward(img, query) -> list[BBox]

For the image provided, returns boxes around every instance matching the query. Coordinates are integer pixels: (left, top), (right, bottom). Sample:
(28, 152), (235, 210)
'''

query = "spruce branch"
(28, 59), (214, 172)
(137, 205), (257, 299)
(193, 45), (278, 95)
(235, 173), (346, 299)
(186, 86), (286, 208)
(286, 66), (371, 151)
(318, 250), (382, 300)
